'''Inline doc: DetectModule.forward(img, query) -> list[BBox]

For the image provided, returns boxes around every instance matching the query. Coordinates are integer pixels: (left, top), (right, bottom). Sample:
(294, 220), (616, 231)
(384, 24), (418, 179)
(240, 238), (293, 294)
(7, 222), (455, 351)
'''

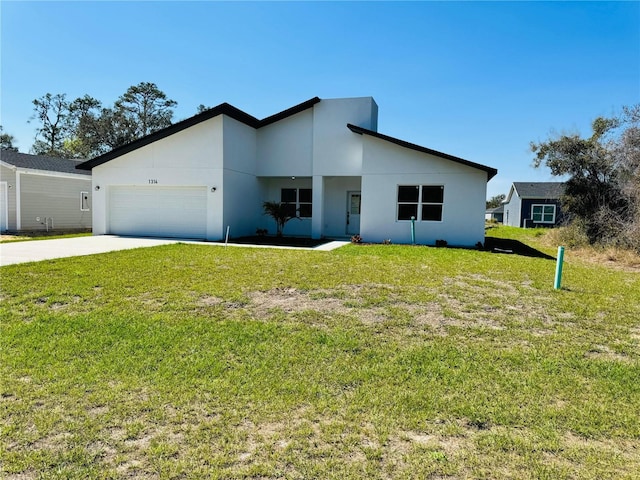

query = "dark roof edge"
(347, 124), (498, 180)
(77, 97), (321, 170)
(259, 97), (321, 127)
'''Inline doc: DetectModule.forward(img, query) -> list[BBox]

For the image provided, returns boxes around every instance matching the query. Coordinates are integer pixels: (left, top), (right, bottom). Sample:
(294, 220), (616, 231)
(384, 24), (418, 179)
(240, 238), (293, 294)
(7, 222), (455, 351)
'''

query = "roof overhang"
(347, 124), (498, 180)
(76, 97), (321, 171)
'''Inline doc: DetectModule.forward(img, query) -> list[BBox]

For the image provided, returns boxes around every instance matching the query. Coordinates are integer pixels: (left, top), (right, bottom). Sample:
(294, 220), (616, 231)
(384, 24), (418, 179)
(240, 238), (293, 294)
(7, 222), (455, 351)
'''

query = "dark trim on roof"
(260, 97), (320, 127)
(347, 124), (498, 180)
(77, 97), (321, 171)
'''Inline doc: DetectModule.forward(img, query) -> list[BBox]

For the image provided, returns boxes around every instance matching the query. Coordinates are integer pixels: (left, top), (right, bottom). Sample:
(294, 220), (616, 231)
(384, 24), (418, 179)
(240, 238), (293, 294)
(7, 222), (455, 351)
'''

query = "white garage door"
(109, 186), (207, 239)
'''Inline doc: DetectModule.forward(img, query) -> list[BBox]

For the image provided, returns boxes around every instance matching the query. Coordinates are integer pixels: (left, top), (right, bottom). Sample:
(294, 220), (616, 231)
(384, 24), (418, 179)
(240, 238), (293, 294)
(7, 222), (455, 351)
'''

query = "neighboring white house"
(0, 150), (92, 232)
(77, 97), (497, 246)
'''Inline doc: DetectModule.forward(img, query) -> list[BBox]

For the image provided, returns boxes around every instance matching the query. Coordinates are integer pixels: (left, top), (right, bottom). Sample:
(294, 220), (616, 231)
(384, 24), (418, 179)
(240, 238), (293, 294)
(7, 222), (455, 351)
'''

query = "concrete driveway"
(0, 235), (182, 266)
(0, 235), (350, 266)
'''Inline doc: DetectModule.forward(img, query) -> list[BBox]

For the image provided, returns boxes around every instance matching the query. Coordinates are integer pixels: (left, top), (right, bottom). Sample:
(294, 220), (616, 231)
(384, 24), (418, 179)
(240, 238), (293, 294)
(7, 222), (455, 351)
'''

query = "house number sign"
(148, 179), (158, 184)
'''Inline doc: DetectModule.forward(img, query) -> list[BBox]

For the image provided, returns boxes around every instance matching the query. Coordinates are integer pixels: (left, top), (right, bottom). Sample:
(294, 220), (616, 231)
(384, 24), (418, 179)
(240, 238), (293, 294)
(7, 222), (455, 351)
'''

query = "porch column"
(311, 175), (323, 239)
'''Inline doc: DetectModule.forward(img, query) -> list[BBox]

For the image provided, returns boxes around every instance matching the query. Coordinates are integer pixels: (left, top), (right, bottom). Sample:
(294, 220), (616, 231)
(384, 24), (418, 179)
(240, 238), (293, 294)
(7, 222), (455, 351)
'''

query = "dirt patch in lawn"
(243, 280), (557, 337)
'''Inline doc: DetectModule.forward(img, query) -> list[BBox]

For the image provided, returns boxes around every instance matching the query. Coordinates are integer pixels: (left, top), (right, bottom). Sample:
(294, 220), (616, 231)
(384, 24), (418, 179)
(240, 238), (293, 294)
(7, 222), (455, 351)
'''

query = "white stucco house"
(76, 96), (497, 246)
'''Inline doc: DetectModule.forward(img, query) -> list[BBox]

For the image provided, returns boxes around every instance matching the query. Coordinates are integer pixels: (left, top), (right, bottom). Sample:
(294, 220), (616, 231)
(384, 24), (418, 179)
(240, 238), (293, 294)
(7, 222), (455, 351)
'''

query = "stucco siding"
(360, 136), (487, 246)
(91, 116), (224, 237)
(19, 173), (92, 230)
(312, 98), (377, 177)
(256, 110), (313, 177)
(223, 170), (260, 239)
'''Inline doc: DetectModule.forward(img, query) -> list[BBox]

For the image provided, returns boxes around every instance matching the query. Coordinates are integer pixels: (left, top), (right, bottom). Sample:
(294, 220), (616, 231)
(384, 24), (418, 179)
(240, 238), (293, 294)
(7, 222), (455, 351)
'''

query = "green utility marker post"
(554, 246), (565, 290)
(410, 216), (416, 245)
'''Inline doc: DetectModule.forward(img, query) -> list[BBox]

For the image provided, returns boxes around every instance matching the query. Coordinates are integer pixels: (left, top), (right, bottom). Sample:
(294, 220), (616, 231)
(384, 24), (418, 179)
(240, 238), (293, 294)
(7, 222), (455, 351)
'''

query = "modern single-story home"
(77, 96), (497, 246)
(503, 182), (565, 228)
(0, 150), (92, 233)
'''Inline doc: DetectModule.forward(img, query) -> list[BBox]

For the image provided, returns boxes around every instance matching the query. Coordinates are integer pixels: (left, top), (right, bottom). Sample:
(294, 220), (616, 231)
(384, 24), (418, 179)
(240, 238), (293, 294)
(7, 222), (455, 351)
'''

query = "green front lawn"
(1, 228), (638, 478)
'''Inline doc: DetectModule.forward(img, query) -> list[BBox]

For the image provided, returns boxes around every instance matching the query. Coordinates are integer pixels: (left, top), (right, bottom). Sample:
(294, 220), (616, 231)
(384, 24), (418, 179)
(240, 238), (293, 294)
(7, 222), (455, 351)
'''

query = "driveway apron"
(0, 236), (181, 266)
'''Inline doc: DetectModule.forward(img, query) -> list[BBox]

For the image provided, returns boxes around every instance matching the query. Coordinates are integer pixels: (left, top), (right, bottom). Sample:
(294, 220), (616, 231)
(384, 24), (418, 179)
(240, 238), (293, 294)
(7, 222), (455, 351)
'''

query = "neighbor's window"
(80, 191), (90, 211)
(281, 188), (312, 218)
(397, 185), (444, 221)
(531, 204), (555, 223)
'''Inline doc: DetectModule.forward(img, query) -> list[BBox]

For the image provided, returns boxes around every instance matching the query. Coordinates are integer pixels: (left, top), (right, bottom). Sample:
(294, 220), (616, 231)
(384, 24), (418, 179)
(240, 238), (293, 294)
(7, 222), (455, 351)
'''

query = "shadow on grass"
(484, 236), (556, 260)
(216, 236), (333, 248)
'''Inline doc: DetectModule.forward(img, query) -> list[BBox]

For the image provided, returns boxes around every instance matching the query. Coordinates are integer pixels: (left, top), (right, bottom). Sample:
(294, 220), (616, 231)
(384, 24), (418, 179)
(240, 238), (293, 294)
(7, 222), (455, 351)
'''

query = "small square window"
(422, 204), (443, 221)
(299, 188), (312, 203)
(281, 188), (296, 203)
(422, 186), (443, 204)
(398, 185), (419, 203)
(283, 203), (297, 217)
(299, 204), (312, 218)
(398, 204), (418, 221)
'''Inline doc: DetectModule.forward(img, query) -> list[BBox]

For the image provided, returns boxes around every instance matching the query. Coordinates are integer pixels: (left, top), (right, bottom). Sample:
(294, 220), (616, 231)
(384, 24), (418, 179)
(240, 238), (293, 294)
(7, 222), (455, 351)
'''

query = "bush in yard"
(262, 201), (298, 237)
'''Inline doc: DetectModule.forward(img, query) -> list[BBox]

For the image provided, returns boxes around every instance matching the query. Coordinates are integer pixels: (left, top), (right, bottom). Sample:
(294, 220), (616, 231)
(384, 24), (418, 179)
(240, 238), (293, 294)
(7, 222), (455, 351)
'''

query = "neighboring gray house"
(0, 150), (92, 232)
(485, 204), (504, 223)
(503, 182), (565, 227)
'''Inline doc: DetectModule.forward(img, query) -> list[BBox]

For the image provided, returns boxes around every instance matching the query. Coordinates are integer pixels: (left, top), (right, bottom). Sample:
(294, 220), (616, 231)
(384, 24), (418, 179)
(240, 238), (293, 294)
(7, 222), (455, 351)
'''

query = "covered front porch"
(257, 176), (362, 239)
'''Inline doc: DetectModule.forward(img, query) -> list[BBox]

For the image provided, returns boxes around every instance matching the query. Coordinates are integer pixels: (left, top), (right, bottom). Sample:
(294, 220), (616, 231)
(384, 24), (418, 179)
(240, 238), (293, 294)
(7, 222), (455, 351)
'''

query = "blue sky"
(2, 1), (639, 198)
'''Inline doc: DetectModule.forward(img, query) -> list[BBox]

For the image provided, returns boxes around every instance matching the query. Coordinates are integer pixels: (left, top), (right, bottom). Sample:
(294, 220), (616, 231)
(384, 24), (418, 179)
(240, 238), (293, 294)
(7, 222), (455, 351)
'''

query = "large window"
(281, 188), (312, 218)
(531, 204), (555, 224)
(397, 185), (444, 221)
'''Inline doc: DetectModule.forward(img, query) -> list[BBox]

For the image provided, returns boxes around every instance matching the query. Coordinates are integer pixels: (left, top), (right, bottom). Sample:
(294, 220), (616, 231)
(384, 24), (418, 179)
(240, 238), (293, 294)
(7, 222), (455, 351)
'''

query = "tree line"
(2, 82), (178, 159)
(532, 105), (640, 251)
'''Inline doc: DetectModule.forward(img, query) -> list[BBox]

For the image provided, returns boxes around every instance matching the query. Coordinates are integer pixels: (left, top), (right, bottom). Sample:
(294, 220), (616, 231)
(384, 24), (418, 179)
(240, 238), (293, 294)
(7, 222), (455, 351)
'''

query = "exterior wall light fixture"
(95, 185), (100, 191)
(211, 187), (217, 192)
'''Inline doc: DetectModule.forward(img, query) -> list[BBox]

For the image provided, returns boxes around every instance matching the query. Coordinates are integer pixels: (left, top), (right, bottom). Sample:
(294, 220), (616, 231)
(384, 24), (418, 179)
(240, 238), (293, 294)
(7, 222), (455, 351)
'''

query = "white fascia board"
(14, 167), (92, 181)
(0, 160), (17, 171)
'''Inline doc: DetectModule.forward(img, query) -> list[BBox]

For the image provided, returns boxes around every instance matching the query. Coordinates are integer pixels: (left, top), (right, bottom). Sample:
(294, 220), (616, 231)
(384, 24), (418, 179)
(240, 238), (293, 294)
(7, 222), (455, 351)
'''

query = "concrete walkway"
(0, 236), (349, 266)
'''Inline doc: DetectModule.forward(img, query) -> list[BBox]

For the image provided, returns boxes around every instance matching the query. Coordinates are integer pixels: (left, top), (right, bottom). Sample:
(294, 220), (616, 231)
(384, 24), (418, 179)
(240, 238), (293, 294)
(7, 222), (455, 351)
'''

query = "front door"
(346, 191), (361, 235)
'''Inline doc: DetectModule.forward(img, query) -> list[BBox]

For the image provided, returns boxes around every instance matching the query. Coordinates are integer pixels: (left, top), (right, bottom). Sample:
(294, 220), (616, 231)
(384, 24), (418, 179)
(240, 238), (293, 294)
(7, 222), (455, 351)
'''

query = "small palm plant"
(262, 201), (298, 237)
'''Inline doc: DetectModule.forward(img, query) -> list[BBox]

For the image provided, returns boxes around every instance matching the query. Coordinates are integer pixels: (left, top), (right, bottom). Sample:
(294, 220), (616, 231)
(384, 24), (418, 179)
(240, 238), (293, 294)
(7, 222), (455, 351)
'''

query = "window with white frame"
(80, 191), (90, 211)
(397, 185), (444, 221)
(531, 204), (555, 223)
(281, 188), (312, 218)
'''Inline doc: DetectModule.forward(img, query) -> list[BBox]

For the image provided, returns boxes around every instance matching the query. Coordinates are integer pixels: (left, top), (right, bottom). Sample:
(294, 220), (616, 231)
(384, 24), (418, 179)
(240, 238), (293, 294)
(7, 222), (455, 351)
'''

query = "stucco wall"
(312, 98), (378, 177)
(256, 109), (313, 177)
(360, 136), (487, 246)
(91, 116), (225, 238)
(222, 116), (259, 239)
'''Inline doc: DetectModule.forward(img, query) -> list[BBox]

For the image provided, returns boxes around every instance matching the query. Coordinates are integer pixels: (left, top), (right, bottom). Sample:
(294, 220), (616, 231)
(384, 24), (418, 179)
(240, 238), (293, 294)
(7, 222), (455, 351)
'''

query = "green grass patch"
(0, 232), (92, 243)
(1, 227), (638, 478)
